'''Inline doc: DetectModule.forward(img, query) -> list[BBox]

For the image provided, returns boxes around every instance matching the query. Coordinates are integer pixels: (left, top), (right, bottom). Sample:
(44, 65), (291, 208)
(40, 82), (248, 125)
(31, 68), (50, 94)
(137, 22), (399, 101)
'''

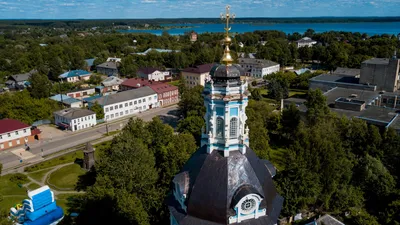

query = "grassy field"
(28, 168), (53, 182)
(25, 151), (84, 173)
(26, 183), (41, 191)
(168, 80), (180, 86)
(0, 174), (29, 211)
(47, 164), (86, 190)
(269, 147), (289, 171)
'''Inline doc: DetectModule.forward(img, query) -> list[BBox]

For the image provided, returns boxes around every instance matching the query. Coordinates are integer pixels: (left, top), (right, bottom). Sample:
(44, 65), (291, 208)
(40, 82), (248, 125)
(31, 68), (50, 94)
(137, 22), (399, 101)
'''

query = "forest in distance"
(1, 16), (400, 29)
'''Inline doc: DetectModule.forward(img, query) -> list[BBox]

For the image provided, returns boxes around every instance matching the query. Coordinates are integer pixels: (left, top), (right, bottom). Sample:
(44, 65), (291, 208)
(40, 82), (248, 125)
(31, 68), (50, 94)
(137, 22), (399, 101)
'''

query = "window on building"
(7, 133), (10, 137)
(120, 112), (123, 116)
(139, 100), (142, 103)
(143, 98), (146, 103)
(119, 104), (123, 108)
(16, 139), (20, 145)
(216, 117), (224, 138)
(134, 100), (137, 105)
(110, 106), (114, 111)
(0, 144), (4, 149)
(0, 135), (2, 139)
(230, 118), (238, 138)
(125, 103), (128, 107)
(154, 96), (157, 99)
(9, 141), (12, 147)
(15, 131), (19, 135)
(106, 115), (109, 120)
(111, 114), (114, 119)
(115, 113), (118, 117)
(148, 97), (151, 101)
(23, 129), (26, 133)
(129, 102), (133, 106)
(125, 110), (128, 115)
(115, 105), (118, 109)
(106, 108), (109, 112)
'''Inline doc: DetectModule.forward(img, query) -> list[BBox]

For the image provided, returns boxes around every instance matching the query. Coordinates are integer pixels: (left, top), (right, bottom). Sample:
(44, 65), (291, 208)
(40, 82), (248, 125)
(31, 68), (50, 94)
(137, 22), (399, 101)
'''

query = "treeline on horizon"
(1, 17), (400, 29)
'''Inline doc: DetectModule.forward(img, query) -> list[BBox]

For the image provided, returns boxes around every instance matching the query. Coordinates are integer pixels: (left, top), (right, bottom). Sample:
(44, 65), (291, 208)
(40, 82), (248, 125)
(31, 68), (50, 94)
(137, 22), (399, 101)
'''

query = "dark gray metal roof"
(96, 61), (118, 69)
(210, 64), (244, 79)
(168, 146), (283, 225)
(362, 58), (390, 65)
(89, 86), (156, 106)
(311, 74), (359, 84)
(324, 87), (379, 105)
(54, 108), (95, 120)
(238, 58), (279, 68)
(358, 106), (398, 123)
(333, 67), (360, 77)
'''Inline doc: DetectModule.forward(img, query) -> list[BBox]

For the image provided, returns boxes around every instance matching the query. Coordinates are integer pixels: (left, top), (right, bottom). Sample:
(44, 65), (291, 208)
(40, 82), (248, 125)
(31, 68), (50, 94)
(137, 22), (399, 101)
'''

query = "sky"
(0, 0), (399, 19)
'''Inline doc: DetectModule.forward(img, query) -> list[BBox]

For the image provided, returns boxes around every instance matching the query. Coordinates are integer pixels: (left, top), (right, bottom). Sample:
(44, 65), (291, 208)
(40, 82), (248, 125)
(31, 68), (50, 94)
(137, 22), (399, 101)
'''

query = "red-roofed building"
(181, 63), (215, 88)
(0, 119), (41, 150)
(148, 83), (179, 106)
(120, 78), (161, 91)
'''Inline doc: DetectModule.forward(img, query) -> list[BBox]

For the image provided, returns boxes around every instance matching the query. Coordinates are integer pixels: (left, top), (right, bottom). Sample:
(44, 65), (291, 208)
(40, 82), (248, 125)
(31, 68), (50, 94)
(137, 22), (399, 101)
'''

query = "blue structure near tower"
(9, 186), (64, 225)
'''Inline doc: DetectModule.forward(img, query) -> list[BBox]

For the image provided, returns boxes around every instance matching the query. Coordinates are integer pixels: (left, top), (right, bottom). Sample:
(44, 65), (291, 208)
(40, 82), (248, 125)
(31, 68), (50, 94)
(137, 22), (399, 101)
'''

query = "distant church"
(167, 5), (283, 225)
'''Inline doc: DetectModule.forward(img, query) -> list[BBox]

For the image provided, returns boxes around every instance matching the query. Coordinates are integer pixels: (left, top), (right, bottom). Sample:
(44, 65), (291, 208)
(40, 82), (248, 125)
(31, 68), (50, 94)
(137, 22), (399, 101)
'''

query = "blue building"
(168, 6), (283, 225)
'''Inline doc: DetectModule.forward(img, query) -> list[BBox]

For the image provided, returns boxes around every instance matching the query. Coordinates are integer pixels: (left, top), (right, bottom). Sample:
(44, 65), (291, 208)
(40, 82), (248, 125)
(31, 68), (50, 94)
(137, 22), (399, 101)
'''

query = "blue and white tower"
(201, 24), (250, 157)
(168, 6), (283, 225)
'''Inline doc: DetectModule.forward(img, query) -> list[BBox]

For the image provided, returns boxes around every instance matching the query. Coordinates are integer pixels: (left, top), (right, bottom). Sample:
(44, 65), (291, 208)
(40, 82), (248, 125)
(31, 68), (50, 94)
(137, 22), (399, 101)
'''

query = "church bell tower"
(168, 6), (283, 225)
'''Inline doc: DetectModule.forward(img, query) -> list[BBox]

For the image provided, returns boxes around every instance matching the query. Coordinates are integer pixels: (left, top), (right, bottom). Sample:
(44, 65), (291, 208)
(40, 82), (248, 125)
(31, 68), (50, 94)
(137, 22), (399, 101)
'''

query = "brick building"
(0, 119), (41, 150)
(148, 83), (179, 107)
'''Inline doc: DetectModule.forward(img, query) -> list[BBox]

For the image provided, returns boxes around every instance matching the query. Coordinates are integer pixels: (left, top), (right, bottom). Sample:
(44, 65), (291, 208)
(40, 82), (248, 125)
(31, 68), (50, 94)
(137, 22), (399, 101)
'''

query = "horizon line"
(1, 16), (400, 20)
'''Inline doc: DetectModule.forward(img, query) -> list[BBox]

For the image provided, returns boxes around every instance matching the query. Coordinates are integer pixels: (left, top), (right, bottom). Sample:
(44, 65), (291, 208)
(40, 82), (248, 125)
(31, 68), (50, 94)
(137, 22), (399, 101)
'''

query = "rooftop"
(59, 70), (91, 79)
(49, 94), (71, 102)
(333, 67), (361, 77)
(238, 58), (279, 68)
(311, 74), (360, 84)
(90, 86), (156, 106)
(84, 58), (95, 67)
(62, 98), (82, 105)
(357, 106), (399, 124)
(137, 67), (164, 75)
(101, 76), (124, 87)
(182, 63), (215, 74)
(149, 83), (178, 94)
(54, 108), (95, 120)
(362, 58), (390, 65)
(97, 61), (118, 69)
(0, 119), (30, 134)
(121, 78), (161, 88)
(324, 87), (379, 105)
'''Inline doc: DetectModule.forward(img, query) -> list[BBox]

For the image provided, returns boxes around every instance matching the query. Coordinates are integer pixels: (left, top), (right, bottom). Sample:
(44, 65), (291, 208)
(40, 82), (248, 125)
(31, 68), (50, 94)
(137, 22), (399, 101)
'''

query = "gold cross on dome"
(220, 5), (235, 37)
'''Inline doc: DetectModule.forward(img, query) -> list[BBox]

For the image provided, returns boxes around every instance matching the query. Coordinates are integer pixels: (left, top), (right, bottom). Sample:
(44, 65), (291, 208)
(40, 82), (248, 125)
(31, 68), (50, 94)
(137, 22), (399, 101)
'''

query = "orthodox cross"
(220, 5), (236, 37)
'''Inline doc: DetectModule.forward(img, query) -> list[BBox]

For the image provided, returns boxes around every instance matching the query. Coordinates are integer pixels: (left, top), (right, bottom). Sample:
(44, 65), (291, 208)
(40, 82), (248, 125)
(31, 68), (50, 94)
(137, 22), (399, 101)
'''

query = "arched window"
(230, 118), (238, 138)
(216, 117), (224, 138)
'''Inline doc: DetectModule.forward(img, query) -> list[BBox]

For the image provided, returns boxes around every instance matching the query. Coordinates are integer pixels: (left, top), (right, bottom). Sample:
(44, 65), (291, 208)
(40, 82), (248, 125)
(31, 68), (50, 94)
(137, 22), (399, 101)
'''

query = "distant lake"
(119, 22), (400, 36)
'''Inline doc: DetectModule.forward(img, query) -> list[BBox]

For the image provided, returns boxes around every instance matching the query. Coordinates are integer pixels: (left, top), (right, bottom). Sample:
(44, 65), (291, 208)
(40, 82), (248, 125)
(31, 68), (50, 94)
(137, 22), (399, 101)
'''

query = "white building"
(137, 68), (170, 81)
(54, 108), (97, 132)
(295, 37), (317, 48)
(90, 86), (158, 122)
(0, 119), (40, 150)
(238, 58), (280, 78)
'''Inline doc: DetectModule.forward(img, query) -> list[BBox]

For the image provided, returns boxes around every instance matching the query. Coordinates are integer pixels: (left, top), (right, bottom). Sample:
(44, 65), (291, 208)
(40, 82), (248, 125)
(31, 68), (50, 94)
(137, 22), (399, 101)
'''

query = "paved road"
(0, 105), (178, 171)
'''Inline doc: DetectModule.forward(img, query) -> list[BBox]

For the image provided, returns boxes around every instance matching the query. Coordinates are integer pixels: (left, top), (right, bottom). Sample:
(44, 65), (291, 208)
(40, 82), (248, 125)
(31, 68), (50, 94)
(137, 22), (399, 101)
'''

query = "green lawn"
(269, 147), (289, 171)
(26, 183), (41, 191)
(0, 174), (29, 211)
(47, 164), (86, 190)
(28, 168), (53, 182)
(288, 89), (307, 98)
(0, 196), (26, 211)
(25, 151), (84, 173)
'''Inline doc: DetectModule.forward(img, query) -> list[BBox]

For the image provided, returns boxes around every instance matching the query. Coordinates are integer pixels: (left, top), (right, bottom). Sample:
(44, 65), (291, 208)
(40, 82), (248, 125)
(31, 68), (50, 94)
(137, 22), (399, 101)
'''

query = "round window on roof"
(241, 198), (256, 214)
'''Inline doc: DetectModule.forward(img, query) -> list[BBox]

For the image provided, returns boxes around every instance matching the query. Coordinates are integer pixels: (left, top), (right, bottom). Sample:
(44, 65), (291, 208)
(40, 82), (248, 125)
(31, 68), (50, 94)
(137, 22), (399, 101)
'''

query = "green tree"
(90, 102), (104, 119)
(250, 88), (262, 100)
(28, 73), (52, 99)
(304, 88), (331, 124)
(178, 85), (205, 118)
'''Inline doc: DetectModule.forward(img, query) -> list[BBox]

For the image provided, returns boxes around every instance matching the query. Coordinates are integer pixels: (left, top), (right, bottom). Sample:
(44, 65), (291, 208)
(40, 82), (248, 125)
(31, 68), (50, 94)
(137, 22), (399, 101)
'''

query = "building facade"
(168, 6), (283, 225)
(90, 86), (158, 122)
(149, 83), (179, 106)
(96, 61), (119, 77)
(181, 64), (215, 88)
(59, 70), (92, 83)
(137, 68), (170, 81)
(54, 108), (97, 132)
(238, 58), (280, 78)
(359, 58), (400, 92)
(66, 88), (96, 100)
(295, 37), (317, 48)
(0, 119), (40, 150)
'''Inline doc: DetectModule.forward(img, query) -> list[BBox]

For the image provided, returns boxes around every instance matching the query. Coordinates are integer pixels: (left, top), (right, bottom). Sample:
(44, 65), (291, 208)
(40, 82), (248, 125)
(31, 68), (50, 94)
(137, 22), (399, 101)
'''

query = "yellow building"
(181, 64), (215, 88)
